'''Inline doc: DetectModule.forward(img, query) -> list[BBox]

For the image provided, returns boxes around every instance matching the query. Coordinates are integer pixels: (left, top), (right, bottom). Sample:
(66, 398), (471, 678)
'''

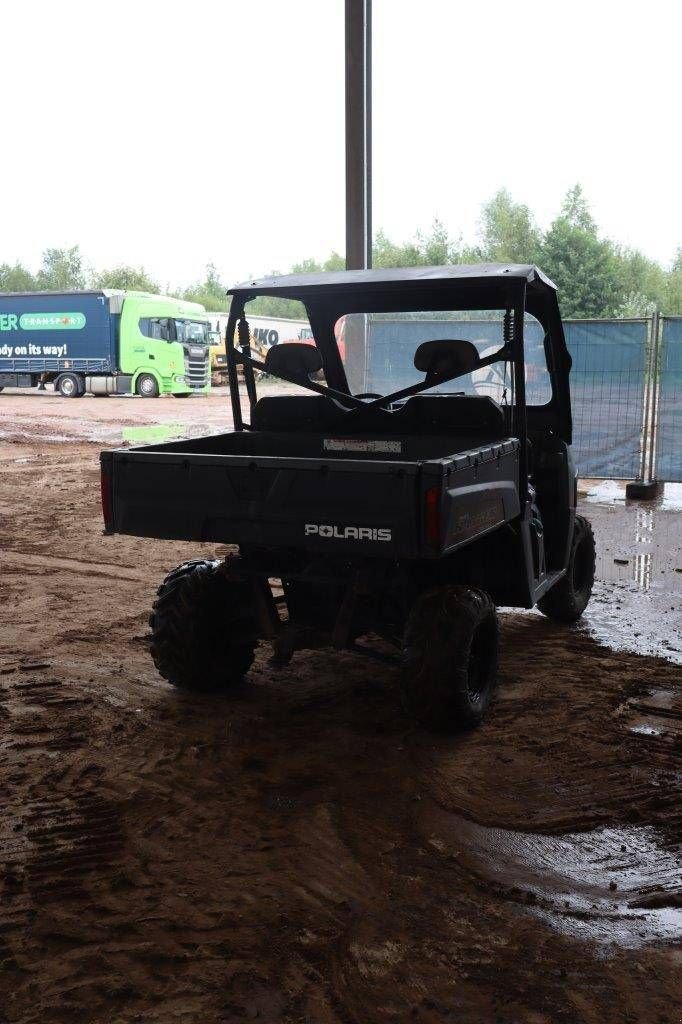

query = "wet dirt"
(0, 393), (680, 1023)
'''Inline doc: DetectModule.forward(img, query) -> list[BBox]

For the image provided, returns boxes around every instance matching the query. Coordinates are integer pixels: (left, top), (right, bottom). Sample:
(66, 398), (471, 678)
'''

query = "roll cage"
(223, 265), (573, 456)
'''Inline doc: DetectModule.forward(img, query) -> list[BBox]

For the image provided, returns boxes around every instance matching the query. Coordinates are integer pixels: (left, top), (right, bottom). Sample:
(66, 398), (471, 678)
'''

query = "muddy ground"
(0, 391), (680, 1024)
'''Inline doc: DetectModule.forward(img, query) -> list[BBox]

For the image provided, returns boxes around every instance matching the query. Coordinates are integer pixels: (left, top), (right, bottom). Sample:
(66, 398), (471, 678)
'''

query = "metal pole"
(647, 310), (661, 483)
(345, 0), (372, 270)
(637, 315), (656, 483)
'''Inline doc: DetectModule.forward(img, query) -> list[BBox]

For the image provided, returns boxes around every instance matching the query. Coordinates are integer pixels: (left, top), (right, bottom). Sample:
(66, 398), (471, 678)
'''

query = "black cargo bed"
(106, 431), (520, 558)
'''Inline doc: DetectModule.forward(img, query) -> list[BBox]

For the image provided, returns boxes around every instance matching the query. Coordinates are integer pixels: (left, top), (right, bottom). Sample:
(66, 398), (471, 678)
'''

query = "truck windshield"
(336, 311), (551, 406)
(175, 320), (209, 344)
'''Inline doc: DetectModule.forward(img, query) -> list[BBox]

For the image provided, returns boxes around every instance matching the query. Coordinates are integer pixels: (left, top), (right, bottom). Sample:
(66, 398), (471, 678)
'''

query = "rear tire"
(136, 373), (159, 398)
(150, 559), (258, 691)
(56, 372), (83, 398)
(537, 514), (595, 623)
(401, 585), (499, 731)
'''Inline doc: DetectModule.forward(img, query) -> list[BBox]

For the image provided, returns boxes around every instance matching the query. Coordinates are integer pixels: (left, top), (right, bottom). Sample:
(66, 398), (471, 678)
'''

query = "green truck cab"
(121, 293), (212, 397)
(0, 290), (212, 398)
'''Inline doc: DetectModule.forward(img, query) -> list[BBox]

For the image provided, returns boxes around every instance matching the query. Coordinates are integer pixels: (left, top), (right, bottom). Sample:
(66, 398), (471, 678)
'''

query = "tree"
(372, 220), (460, 269)
(479, 189), (541, 264)
(182, 264), (229, 311)
(663, 248), (682, 315)
(615, 248), (667, 313)
(540, 187), (623, 318)
(94, 264), (160, 292)
(36, 246), (86, 290)
(560, 184), (595, 232)
(0, 262), (37, 291)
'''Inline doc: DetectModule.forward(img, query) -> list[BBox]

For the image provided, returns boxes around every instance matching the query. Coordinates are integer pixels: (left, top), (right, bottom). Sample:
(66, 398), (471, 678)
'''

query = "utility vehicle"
(100, 265), (595, 730)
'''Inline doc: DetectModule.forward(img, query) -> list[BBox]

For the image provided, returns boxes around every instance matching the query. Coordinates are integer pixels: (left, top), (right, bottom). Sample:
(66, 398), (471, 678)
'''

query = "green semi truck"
(0, 290), (212, 397)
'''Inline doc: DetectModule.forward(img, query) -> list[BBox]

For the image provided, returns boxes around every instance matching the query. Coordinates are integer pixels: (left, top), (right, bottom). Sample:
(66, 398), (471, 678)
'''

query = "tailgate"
(104, 449), (422, 558)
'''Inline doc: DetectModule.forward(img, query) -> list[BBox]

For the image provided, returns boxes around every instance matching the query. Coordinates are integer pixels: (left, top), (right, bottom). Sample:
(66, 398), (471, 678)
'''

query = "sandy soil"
(0, 392), (680, 1023)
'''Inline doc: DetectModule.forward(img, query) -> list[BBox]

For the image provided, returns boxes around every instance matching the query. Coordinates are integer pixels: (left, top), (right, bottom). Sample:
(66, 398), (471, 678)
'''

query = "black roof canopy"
(229, 263), (557, 301)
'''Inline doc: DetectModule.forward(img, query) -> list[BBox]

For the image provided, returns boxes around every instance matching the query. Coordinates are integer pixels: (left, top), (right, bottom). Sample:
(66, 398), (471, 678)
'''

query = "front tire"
(538, 514), (595, 623)
(136, 373), (159, 398)
(401, 585), (499, 731)
(150, 560), (258, 691)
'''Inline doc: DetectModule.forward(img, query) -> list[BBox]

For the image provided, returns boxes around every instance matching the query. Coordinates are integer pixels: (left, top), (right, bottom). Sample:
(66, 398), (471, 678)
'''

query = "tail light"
(424, 485), (441, 549)
(100, 459), (114, 533)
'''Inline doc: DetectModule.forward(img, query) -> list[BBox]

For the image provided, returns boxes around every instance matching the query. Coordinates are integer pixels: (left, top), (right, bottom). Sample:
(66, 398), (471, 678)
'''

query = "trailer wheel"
(56, 373), (83, 398)
(401, 585), (499, 731)
(136, 373), (159, 398)
(149, 559), (257, 691)
(537, 514), (595, 623)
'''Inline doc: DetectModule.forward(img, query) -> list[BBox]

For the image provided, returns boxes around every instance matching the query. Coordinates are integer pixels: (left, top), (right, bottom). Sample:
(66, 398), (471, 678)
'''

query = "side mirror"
(414, 339), (481, 381)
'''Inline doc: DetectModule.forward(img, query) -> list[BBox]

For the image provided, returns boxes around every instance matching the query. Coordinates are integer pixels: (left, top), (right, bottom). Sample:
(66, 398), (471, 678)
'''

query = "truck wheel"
(56, 373), (83, 398)
(401, 585), (499, 731)
(149, 559), (258, 691)
(136, 373), (159, 398)
(537, 514), (595, 623)
(172, 392), (191, 398)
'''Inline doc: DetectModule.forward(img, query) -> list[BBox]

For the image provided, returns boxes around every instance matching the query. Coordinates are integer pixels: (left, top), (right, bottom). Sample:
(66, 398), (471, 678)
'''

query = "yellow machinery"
(209, 326), (269, 386)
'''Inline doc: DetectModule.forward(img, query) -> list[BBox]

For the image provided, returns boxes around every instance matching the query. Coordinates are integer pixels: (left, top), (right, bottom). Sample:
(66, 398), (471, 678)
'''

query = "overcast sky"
(1, 0), (679, 288)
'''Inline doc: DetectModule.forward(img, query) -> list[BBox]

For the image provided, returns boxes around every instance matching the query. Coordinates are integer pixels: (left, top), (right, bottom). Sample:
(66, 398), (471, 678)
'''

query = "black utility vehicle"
(100, 265), (595, 730)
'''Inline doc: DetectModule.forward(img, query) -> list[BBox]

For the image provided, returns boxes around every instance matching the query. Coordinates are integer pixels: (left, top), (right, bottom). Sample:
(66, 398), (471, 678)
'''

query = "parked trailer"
(0, 291), (211, 398)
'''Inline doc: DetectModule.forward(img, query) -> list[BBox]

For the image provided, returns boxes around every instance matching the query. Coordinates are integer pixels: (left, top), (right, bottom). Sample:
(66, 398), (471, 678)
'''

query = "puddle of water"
(583, 480), (682, 513)
(120, 422), (219, 445)
(629, 724), (664, 737)
(121, 423), (188, 445)
(575, 486), (682, 661)
(579, 581), (682, 663)
(583, 480), (627, 505)
(425, 807), (682, 949)
(659, 483), (682, 512)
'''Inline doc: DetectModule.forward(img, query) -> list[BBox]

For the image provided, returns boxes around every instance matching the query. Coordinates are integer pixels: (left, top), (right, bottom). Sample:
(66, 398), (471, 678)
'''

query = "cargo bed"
(102, 431), (521, 559)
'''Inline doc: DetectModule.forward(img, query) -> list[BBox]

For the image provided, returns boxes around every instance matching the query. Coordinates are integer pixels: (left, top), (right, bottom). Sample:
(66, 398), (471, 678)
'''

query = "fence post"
(626, 310), (662, 499)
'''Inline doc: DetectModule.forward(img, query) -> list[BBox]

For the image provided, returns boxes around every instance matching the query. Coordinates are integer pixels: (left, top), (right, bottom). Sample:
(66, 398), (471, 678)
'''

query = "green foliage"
(0, 192), (678, 319)
(663, 248), (682, 315)
(95, 264), (160, 293)
(246, 287), (308, 320)
(0, 262), (37, 291)
(182, 263), (229, 312)
(373, 220), (461, 269)
(37, 246), (86, 291)
(560, 184), (596, 232)
(479, 190), (541, 264)
(540, 212), (623, 318)
(291, 252), (345, 273)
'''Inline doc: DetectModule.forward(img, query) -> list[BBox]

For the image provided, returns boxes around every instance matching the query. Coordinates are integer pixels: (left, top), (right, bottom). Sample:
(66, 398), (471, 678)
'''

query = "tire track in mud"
(1, 434), (681, 1022)
(1, 631), (681, 1023)
(1, 550), (150, 584)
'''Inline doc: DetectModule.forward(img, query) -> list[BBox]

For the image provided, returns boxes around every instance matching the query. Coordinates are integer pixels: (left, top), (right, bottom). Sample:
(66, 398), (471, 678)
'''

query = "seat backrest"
(264, 343), (322, 380)
(252, 393), (507, 438)
(406, 395), (507, 436)
(252, 395), (331, 432)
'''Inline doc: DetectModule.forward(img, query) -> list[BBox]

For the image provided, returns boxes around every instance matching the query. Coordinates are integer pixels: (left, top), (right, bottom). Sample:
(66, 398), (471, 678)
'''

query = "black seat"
(407, 395), (507, 437)
(252, 393), (506, 438)
(264, 343), (322, 380)
(252, 396), (335, 432)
